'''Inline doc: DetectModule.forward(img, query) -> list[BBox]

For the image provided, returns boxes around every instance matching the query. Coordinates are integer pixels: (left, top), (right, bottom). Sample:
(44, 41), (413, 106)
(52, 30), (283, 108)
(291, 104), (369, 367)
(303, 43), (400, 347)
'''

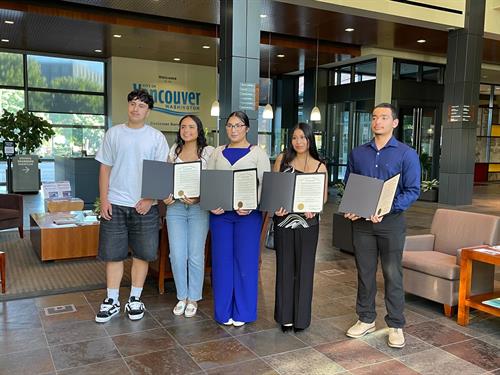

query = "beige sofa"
(403, 209), (499, 316)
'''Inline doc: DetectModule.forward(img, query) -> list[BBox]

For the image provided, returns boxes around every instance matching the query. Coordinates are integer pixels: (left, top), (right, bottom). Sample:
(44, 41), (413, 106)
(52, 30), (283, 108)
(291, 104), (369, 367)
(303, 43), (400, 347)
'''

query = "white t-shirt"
(96, 124), (169, 207)
(168, 144), (214, 169)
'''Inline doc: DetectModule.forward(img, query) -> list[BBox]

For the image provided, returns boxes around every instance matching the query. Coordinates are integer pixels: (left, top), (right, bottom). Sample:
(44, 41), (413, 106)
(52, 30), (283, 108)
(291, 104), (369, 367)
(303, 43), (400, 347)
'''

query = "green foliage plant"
(0, 110), (55, 155)
(421, 179), (439, 192)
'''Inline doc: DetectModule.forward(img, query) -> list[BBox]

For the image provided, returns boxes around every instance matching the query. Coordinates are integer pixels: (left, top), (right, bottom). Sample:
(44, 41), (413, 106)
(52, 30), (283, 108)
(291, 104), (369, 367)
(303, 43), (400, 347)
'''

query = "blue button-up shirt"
(344, 136), (421, 213)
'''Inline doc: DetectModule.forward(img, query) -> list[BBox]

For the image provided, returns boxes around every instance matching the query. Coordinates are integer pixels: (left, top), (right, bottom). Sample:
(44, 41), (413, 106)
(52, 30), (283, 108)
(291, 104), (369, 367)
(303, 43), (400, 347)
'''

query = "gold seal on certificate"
(297, 203), (304, 210)
(237, 201), (243, 208)
(178, 190), (184, 197)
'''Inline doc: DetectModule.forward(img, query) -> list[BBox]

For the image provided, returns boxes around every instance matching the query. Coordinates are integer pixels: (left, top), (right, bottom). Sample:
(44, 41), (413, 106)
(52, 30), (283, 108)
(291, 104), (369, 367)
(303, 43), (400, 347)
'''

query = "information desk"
(457, 246), (500, 326)
(30, 211), (99, 261)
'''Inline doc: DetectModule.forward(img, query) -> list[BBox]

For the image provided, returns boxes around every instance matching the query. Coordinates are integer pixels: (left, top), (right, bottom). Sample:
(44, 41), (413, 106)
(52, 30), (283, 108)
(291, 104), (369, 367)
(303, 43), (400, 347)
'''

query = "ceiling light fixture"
(94, 49), (102, 53)
(113, 34), (122, 38)
(260, 14), (267, 18)
(210, 26), (220, 117)
(417, 39), (426, 43)
(345, 28), (355, 32)
(262, 33), (274, 120)
(1, 39), (9, 43)
(202, 45), (210, 49)
(277, 54), (285, 58)
(173, 57), (181, 61)
(310, 38), (321, 122)
(4, 20), (14, 25)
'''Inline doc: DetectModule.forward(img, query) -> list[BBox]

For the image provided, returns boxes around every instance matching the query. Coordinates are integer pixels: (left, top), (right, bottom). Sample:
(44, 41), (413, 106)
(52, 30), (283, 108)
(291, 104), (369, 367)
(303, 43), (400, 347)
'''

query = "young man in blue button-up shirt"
(343, 103), (420, 348)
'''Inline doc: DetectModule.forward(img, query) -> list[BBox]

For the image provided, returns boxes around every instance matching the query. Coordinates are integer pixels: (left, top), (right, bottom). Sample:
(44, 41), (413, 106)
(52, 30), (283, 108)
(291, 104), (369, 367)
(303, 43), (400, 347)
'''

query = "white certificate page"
(375, 174), (400, 216)
(173, 161), (201, 199)
(233, 169), (258, 210)
(293, 173), (325, 213)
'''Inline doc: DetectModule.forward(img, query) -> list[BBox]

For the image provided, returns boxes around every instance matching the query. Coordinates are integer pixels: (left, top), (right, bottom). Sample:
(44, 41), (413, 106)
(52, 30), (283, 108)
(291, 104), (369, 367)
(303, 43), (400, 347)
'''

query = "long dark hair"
(280, 122), (322, 171)
(174, 115), (208, 159)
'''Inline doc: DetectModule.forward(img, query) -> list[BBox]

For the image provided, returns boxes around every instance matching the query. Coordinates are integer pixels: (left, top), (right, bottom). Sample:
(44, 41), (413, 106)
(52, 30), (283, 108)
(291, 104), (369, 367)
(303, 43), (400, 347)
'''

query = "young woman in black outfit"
(272, 122), (328, 332)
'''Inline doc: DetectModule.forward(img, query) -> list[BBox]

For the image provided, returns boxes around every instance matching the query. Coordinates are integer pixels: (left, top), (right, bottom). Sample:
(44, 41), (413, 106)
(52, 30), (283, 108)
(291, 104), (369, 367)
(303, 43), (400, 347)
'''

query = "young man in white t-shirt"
(94, 89), (169, 323)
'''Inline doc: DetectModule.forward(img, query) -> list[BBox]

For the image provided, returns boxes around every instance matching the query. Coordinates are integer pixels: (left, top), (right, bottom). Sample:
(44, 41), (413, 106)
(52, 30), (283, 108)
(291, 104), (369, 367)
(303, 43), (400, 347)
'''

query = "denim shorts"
(98, 204), (159, 262)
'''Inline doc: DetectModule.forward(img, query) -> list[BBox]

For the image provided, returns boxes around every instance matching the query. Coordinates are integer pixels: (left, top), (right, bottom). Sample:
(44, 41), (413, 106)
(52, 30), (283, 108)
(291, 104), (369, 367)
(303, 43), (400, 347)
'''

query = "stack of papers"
(53, 218), (77, 225)
(482, 298), (500, 308)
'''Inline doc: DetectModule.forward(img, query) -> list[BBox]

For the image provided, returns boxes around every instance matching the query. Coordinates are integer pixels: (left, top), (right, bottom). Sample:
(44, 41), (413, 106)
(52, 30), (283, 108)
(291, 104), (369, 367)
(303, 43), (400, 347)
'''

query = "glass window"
(339, 66), (352, 85)
(28, 92), (105, 114)
(475, 137), (488, 162)
(422, 65), (440, 82)
(297, 105), (304, 123)
(259, 78), (272, 105)
(298, 76), (304, 103)
(479, 84), (492, 107)
(258, 134), (272, 156)
(27, 55), (104, 92)
(399, 62), (419, 80)
(33, 112), (105, 127)
(0, 88), (25, 115)
(354, 61), (376, 82)
(0, 52), (23, 87)
(258, 106), (272, 132)
(494, 85), (500, 108)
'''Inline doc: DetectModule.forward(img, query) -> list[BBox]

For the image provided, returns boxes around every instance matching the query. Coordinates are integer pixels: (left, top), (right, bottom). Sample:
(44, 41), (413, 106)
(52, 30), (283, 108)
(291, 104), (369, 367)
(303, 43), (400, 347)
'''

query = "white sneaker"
(184, 302), (197, 318)
(173, 300), (187, 316)
(388, 328), (405, 348)
(346, 320), (376, 338)
(222, 318), (234, 326)
(232, 320), (245, 327)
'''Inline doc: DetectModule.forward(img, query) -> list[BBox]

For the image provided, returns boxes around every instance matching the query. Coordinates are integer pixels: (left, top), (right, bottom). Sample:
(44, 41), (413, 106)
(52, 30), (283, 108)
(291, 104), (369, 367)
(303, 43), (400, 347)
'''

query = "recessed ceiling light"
(345, 28), (355, 32)
(277, 54), (285, 58)
(417, 39), (426, 43)
(202, 45), (210, 49)
(113, 34), (122, 38)
(260, 14), (267, 18)
(4, 20), (14, 25)
(173, 57), (181, 61)
(1, 39), (9, 43)
(94, 49), (102, 53)
(482, 75), (487, 78)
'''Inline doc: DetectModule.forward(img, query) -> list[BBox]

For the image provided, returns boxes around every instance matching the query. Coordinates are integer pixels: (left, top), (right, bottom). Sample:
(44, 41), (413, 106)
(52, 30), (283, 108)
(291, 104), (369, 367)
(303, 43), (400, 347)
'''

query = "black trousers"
(352, 212), (406, 328)
(274, 223), (319, 329)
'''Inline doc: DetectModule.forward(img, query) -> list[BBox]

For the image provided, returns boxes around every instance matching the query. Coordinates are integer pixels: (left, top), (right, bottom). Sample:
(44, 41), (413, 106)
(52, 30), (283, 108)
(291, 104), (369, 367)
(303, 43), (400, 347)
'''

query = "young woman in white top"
(208, 111), (270, 327)
(163, 115), (214, 318)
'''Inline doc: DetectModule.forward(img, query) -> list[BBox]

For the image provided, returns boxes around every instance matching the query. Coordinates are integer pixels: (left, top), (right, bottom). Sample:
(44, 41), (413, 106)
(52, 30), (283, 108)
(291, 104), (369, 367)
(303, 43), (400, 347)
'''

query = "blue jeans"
(166, 202), (209, 301)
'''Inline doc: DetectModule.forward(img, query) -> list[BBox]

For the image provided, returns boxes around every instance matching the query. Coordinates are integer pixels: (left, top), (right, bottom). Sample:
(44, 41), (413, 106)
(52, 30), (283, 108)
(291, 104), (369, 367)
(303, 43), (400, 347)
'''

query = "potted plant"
(0, 110), (55, 155)
(0, 110), (55, 192)
(420, 178), (439, 202)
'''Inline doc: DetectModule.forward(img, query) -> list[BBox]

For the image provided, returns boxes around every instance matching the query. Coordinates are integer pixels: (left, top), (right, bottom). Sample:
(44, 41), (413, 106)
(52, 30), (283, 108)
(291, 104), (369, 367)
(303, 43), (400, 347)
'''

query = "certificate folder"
(141, 160), (201, 200)
(141, 160), (173, 199)
(260, 172), (326, 213)
(200, 169), (258, 211)
(338, 173), (400, 218)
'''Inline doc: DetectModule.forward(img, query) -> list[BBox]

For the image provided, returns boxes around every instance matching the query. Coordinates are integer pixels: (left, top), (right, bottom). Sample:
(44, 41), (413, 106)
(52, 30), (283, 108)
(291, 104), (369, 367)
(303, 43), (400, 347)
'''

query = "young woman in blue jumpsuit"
(207, 111), (270, 327)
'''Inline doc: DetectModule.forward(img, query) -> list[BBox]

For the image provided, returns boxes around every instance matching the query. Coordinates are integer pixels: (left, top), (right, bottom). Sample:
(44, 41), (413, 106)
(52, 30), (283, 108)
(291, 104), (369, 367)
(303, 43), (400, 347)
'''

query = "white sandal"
(173, 300), (187, 316)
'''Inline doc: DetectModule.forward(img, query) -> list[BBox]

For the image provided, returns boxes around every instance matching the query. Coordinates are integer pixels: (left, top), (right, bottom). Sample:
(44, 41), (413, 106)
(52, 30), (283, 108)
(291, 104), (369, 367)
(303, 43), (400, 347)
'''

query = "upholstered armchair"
(0, 193), (24, 238)
(403, 208), (499, 316)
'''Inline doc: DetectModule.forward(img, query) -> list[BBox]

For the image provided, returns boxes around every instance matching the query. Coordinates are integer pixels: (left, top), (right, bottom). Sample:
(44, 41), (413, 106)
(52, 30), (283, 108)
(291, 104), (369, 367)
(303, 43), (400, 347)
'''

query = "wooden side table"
(457, 246), (500, 326)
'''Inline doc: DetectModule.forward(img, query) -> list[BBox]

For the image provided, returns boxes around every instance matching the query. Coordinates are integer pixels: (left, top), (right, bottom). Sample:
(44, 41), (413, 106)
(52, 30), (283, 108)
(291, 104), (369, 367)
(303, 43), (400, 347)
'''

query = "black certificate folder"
(260, 172), (326, 213)
(141, 160), (173, 199)
(338, 173), (401, 219)
(200, 169), (258, 211)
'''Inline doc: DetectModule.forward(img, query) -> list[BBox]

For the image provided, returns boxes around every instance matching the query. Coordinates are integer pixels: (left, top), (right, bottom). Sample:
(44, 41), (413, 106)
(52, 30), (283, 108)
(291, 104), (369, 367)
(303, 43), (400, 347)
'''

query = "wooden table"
(457, 246), (500, 326)
(30, 211), (99, 261)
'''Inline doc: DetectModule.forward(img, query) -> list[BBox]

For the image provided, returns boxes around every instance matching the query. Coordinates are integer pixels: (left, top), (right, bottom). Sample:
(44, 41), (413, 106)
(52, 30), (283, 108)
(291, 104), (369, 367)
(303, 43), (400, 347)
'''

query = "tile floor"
(0, 184), (499, 374)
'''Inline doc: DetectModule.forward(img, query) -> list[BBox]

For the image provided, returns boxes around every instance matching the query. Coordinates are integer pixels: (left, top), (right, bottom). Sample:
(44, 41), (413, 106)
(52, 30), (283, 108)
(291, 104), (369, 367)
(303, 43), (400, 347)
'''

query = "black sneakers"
(125, 296), (145, 321)
(95, 298), (120, 323)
